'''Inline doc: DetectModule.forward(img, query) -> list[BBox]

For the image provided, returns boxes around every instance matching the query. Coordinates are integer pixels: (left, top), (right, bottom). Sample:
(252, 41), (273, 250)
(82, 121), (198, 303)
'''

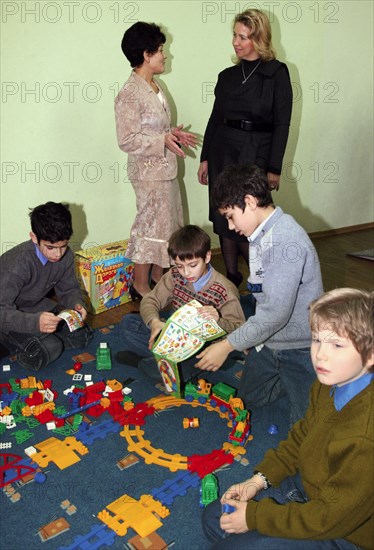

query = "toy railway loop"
(120, 394), (241, 472)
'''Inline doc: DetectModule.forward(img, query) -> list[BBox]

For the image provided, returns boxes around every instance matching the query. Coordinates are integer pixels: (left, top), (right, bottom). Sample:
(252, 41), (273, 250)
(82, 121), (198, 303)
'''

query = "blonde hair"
(309, 288), (374, 369)
(233, 9), (276, 62)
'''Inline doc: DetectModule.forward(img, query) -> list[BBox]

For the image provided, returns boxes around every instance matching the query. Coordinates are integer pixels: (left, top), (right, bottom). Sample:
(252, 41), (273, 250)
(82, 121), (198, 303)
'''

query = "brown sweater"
(140, 266), (245, 334)
(246, 381), (374, 549)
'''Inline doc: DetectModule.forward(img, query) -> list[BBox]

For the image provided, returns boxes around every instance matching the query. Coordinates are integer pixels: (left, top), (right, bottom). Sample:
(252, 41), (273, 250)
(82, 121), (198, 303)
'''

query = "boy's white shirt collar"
(248, 207), (277, 242)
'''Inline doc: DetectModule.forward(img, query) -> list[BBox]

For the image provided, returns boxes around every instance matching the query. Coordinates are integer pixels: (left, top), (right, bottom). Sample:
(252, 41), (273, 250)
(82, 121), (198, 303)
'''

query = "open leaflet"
(151, 299), (226, 397)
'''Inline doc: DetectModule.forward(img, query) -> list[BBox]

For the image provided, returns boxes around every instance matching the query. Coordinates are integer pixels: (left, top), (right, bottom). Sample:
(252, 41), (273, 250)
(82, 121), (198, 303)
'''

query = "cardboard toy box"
(75, 240), (134, 314)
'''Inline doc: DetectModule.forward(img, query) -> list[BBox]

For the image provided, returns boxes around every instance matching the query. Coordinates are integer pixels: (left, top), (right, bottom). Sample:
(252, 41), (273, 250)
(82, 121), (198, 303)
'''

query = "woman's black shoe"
(129, 284), (143, 301)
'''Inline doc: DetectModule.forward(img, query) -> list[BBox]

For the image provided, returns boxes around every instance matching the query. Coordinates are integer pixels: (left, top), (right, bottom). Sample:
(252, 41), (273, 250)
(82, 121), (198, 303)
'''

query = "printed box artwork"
(75, 240), (134, 314)
(151, 300), (226, 397)
(57, 309), (84, 332)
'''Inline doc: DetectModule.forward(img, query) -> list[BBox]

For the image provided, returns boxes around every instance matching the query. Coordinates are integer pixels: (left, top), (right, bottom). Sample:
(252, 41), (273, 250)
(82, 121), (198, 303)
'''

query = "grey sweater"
(227, 208), (323, 351)
(0, 240), (83, 336)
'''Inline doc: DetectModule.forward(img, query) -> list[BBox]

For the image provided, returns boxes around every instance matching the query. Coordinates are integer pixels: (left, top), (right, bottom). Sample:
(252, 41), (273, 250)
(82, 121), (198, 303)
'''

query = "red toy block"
(25, 391), (44, 407)
(108, 389), (124, 403)
(35, 409), (56, 424)
(0, 383), (12, 395)
(43, 380), (53, 390)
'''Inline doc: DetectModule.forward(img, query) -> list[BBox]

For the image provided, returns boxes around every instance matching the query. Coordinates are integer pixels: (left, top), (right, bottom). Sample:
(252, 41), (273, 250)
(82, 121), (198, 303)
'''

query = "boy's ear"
(205, 251), (212, 264)
(244, 194), (258, 209)
(29, 231), (38, 244)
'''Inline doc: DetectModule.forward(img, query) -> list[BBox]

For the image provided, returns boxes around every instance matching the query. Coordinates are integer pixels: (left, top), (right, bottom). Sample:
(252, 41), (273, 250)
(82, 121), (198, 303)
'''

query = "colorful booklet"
(151, 300), (226, 397)
(57, 309), (84, 332)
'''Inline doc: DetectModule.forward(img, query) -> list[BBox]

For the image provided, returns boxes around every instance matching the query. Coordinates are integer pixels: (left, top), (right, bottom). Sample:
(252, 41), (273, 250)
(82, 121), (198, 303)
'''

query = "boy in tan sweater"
(116, 225), (245, 379)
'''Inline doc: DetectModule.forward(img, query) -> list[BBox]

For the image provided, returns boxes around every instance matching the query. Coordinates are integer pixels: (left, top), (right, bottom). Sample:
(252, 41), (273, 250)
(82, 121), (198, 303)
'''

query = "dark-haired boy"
(0, 202), (91, 370)
(116, 225), (245, 377)
(195, 164), (323, 424)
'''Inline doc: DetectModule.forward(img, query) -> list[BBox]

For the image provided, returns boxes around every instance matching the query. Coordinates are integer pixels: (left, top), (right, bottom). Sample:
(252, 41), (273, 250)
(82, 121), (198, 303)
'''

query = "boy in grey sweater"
(195, 164), (323, 424)
(0, 202), (91, 370)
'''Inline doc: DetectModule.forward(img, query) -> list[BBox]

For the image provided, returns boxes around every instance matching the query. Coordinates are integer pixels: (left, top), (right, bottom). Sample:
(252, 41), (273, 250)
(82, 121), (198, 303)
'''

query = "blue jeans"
(202, 475), (361, 550)
(119, 312), (156, 358)
(238, 294), (316, 425)
(238, 345), (316, 425)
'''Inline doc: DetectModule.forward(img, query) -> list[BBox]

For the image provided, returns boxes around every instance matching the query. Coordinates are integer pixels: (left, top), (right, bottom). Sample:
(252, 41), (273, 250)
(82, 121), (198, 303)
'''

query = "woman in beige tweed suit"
(115, 22), (196, 298)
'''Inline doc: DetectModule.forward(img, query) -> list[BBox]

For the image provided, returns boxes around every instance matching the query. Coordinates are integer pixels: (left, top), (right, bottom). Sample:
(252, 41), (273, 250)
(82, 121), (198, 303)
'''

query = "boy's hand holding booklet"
(151, 300), (226, 396)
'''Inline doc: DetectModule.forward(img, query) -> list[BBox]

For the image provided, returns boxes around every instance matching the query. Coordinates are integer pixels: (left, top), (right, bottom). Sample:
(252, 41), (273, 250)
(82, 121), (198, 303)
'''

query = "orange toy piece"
(31, 436), (89, 470)
(66, 369), (76, 375)
(1, 406), (12, 416)
(127, 532), (168, 550)
(106, 379), (123, 391)
(21, 402), (55, 417)
(19, 376), (37, 389)
(183, 417), (199, 429)
(98, 494), (169, 538)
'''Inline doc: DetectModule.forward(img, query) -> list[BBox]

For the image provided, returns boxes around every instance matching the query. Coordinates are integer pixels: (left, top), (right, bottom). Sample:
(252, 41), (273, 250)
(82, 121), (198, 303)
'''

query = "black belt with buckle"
(223, 119), (273, 132)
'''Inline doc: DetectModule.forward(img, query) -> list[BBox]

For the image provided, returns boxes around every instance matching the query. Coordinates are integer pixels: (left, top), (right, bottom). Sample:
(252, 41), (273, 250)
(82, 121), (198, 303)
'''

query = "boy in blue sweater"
(195, 164), (323, 423)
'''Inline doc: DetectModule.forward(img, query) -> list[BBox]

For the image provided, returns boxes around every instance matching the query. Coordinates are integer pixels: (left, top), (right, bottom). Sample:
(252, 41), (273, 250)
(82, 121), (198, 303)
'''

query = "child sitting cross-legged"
(116, 224), (245, 380)
(202, 288), (374, 550)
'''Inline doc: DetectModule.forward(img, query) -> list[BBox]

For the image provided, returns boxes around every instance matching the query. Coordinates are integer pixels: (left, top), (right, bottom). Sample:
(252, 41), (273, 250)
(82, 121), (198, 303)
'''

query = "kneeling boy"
(195, 164), (323, 423)
(203, 288), (373, 549)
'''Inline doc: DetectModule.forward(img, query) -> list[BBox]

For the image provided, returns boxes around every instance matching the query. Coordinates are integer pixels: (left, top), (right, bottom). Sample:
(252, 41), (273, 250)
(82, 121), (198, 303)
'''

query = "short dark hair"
(121, 22), (166, 68)
(29, 202), (73, 243)
(168, 225), (211, 261)
(211, 164), (274, 212)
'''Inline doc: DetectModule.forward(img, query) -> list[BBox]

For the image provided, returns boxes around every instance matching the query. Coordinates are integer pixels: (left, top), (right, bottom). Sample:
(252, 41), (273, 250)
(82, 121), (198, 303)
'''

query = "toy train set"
(184, 379), (251, 447)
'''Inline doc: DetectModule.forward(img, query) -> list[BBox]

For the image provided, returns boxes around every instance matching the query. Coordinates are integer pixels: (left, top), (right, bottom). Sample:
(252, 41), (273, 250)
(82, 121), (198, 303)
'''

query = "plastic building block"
(267, 423), (279, 435)
(75, 418), (121, 446)
(59, 523), (116, 550)
(2, 365), (11, 372)
(151, 471), (200, 506)
(127, 532), (168, 550)
(73, 361), (83, 371)
(0, 453), (37, 487)
(24, 446), (37, 456)
(11, 429), (34, 444)
(34, 471), (47, 483)
(116, 453), (139, 470)
(98, 494), (169, 538)
(183, 417), (199, 429)
(200, 473), (218, 507)
(0, 442), (12, 449)
(96, 342), (112, 370)
(38, 517), (70, 542)
(222, 503), (236, 514)
(31, 436), (89, 470)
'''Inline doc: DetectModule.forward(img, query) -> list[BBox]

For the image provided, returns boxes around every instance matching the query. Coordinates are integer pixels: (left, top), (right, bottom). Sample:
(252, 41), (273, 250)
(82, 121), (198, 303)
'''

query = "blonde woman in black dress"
(198, 9), (292, 287)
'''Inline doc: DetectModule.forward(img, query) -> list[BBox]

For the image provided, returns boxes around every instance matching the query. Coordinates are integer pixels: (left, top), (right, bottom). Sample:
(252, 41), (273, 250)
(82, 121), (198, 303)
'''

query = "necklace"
(241, 60), (261, 84)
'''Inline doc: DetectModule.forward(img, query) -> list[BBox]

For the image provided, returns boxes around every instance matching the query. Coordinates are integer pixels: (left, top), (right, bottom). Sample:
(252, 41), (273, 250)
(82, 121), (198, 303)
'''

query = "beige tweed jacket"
(114, 71), (177, 181)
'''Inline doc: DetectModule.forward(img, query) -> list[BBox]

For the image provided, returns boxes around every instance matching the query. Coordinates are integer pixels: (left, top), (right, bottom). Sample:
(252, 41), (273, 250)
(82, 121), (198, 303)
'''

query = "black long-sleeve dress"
(201, 58), (293, 239)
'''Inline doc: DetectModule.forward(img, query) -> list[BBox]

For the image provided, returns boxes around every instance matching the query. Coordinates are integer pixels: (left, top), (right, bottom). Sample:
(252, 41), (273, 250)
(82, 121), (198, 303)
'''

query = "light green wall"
(1, 1), (373, 251)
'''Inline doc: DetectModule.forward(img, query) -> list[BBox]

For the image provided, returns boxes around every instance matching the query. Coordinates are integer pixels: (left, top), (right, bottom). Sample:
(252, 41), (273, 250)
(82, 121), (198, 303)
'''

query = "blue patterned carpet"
(0, 325), (289, 550)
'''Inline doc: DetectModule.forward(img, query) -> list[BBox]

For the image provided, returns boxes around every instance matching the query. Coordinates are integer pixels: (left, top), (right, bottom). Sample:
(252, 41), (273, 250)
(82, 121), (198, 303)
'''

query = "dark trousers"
(0, 322), (93, 371)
